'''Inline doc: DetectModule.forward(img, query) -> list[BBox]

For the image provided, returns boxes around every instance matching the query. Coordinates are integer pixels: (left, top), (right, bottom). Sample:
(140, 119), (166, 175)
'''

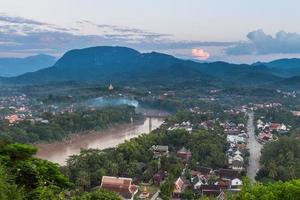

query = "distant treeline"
(0, 106), (137, 143)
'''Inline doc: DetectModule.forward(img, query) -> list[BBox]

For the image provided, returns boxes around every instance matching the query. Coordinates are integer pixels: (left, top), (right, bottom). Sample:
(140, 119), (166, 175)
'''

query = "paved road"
(246, 111), (263, 182)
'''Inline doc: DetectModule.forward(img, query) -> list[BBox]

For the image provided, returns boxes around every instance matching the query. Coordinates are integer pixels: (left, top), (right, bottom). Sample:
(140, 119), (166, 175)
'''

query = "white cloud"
(226, 29), (300, 55)
(192, 48), (210, 60)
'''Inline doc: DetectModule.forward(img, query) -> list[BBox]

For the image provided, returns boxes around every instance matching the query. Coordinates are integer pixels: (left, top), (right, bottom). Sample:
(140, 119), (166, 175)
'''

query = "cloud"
(226, 29), (300, 55)
(0, 14), (48, 25)
(192, 48), (210, 60)
(0, 14), (236, 57)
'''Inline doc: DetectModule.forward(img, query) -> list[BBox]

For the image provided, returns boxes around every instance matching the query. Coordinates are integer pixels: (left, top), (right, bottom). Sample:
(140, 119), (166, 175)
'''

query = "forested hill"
(4, 46), (300, 88)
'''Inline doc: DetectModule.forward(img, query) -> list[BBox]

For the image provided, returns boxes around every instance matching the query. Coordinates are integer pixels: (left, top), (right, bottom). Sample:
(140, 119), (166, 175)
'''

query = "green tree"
(0, 164), (24, 200)
(79, 189), (122, 200)
(160, 178), (175, 200)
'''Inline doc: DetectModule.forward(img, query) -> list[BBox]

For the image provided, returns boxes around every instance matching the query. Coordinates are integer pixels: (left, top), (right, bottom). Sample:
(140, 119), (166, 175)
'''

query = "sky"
(1, 0), (300, 63)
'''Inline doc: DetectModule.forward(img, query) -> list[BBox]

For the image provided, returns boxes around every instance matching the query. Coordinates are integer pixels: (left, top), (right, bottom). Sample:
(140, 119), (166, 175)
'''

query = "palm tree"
(268, 161), (277, 180)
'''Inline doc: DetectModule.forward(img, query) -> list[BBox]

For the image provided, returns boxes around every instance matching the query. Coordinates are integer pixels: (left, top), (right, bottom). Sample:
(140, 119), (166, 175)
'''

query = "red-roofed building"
(5, 114), (21, 124)
(100, 176), (138, 200)
(177, 147), (192, 161)
(270, 123), (281, 131)
(258, 132), (273, 142)
(172, 177), (186, 198)
(153, 170), (165, 185)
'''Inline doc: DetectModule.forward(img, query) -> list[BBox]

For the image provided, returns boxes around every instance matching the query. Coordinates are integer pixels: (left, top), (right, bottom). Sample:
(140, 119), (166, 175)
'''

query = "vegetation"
(65, 128), (227, 191)
(256, 137), (300, 182)
(77, 189), (122, 200)
(0, 141), (126, 199)
(231, 177), (300, 200)
(0, 141), (71, 199)
(0, 106), (136, 143)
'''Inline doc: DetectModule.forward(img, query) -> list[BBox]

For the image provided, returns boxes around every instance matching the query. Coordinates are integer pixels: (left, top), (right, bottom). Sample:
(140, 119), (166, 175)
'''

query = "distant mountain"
(196, 62), (280, 84)
(9, 46), (201, 84)
(263, 58), (300, 69)
(253, 58), (300, 77)
(6, 46), (288, 87)
(0, 54), (56, 77)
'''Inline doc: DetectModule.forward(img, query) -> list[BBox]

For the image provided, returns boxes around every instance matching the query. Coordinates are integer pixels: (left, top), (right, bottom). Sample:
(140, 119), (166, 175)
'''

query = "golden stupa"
(108, 84), (114, 91)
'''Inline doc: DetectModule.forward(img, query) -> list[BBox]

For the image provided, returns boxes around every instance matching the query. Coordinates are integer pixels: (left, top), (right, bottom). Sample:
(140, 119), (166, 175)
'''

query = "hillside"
(6, 46), (298, 88)
(8, 46), (210, 85)
(254, 58), (300, 77)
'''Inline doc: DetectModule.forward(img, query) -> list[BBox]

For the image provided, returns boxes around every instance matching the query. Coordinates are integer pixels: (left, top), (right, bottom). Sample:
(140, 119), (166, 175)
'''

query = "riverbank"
(35, 117), (164, 165)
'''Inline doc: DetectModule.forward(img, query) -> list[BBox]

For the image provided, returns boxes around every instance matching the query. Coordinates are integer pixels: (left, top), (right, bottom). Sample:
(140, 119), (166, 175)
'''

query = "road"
(246, 111), (263, 181)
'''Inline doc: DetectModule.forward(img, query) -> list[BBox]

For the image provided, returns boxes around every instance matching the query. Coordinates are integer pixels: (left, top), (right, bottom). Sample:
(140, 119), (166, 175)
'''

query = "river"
(247, 111), (263, 181)
(36, 117), (164, 165)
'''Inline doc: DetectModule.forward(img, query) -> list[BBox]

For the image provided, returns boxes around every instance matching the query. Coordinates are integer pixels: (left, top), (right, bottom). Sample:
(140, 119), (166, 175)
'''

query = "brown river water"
(35, 117), (164, 165)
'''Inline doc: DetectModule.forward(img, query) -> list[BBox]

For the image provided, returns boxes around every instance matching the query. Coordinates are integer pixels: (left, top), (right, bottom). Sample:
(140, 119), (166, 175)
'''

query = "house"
(231, 178), (243, 188)
(232, 160), (244, 171)
(216, 178), (231, 190)
(233, 150), (242, 156)
(177, 147), (192, 161)
(191, 175), (208, 189)
(198, 167), (213, 175)
(190, 170), (201, 177)
(150, 145), (169, 158)
(218, 169), (240, 180)
(153, 170), (165, 185)
(172, 177), (186, 198)
(200, 185), (222, 197)
(233, 154), (244, 163)
(258, 132), (273, 142)
(5, 114), (21, 124)
(227, 135), (246, 144)
(270, 123), (281, 131)
(236, 143), (247, 150)
(100, 176), (138, 200)
(292, 111), (300, 116)
(217, 169), (242, 189)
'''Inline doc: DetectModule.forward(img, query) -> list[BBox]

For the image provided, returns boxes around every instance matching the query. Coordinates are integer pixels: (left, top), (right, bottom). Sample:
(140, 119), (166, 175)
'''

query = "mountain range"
(0, 54), (56, 77)
(3, 46), (300, 88)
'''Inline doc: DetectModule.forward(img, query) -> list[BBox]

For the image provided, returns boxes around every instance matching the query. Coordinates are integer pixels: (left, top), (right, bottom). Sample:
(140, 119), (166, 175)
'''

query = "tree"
(75, 171), (91, 191)
(257, 137), (300, 182)
(0, 142), (72, 199)
(231, 177), (300, 200)
(160, 178), (175, 200)
(0, 164), (24, 200)
(79, 189), (122, 200)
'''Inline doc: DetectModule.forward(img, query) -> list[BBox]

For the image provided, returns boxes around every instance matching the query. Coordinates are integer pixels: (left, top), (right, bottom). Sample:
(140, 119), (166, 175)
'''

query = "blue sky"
(1, 0), (300, 63)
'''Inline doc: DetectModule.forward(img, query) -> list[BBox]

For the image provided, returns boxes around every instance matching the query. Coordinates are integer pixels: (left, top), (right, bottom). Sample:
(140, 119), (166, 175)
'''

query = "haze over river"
(36, 97), (167, 165)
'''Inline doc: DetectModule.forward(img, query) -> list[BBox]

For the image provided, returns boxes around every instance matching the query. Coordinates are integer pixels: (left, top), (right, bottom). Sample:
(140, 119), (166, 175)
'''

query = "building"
(216, 178), (231, 190)
(231, 178), (243, 188)
(100, 176), (138, 200)
(151, 145), (169, 158)
(232, 160), (244, 171)
(200, 185), (222, 197)
(218, 169), (240, 180)
(5, 114), (21, 124)
(177, 147), (192, 161)
(217, 169), (242, 190)
(172, 177), (186, 198)
(153, 170), (165, 185)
